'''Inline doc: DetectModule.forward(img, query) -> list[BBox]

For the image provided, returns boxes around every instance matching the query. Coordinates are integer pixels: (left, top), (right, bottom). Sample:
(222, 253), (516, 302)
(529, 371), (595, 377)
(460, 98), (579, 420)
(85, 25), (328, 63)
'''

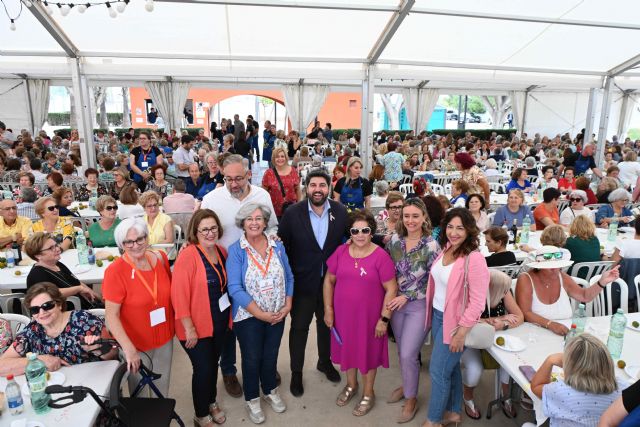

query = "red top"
(558, 178), (577, 191)
(585, 188), (598, 205)
(171, 244), (230, 341)
(533, 203), (560, 230)
(103, 251), (174, 351)
(262, 167), (300, 217)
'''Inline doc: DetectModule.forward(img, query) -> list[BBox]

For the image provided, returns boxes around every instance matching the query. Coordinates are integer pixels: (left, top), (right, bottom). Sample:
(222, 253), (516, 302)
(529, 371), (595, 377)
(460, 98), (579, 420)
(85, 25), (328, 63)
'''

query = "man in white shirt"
(200, 154), (278, 397)
(172, 134), (196, 179)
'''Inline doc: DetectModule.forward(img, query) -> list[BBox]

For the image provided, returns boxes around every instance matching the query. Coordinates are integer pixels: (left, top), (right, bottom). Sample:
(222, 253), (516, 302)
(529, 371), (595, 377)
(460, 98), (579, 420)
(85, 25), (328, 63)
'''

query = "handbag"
(459, 252), (495, 350)
(272, 168), (293, 214)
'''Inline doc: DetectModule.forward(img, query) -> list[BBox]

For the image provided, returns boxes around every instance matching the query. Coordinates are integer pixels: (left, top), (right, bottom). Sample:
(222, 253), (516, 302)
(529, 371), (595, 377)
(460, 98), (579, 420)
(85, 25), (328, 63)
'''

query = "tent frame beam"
(367, 0), (415, 65)
(608, 53), (640, 77)
(154, 0), (397, 12)
(26, 2), (79, 58)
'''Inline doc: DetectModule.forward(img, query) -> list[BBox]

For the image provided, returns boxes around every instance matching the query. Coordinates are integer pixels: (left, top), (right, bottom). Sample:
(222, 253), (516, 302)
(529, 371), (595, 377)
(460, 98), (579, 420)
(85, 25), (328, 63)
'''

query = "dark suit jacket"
(278, 199), (348, 296)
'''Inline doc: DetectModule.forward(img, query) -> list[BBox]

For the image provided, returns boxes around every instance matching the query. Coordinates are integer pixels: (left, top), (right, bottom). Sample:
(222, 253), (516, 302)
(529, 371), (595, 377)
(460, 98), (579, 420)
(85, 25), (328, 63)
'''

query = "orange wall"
(129, 87), (362, 133)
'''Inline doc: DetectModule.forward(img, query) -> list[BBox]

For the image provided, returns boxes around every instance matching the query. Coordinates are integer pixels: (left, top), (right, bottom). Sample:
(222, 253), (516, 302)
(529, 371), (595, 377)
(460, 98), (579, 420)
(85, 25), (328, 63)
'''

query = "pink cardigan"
(425, 249), (489, 344)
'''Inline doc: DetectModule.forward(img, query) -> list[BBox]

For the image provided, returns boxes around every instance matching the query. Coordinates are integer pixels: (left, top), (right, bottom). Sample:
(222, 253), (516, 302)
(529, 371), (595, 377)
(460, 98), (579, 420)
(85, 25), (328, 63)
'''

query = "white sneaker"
(246, 397), (266, 424)
(263, 387), (287, 413)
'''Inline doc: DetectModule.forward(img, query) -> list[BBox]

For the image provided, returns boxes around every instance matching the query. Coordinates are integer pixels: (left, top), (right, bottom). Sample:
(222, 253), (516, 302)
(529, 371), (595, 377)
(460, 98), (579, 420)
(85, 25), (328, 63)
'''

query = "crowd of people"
(1, 117), (640, 427)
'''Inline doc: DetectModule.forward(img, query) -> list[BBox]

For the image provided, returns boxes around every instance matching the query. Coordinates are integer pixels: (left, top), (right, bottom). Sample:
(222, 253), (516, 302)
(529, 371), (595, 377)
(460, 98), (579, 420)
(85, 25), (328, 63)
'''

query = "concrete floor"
(167, 320), (537, 427)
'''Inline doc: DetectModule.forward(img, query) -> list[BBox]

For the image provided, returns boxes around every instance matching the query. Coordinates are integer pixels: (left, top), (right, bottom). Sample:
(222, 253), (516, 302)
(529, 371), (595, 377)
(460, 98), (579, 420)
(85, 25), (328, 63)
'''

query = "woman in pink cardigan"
(422, 208), (490, 427)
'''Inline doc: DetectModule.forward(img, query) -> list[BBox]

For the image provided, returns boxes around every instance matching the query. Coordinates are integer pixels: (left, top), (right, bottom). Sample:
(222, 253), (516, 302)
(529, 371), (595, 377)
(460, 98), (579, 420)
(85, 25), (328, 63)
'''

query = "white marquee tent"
(2, 0), (640, 168)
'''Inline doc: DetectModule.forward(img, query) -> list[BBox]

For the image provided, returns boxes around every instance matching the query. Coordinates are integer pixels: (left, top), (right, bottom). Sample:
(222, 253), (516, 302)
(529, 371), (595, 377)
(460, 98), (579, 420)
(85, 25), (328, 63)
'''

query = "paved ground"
(167, 320), (537, 427)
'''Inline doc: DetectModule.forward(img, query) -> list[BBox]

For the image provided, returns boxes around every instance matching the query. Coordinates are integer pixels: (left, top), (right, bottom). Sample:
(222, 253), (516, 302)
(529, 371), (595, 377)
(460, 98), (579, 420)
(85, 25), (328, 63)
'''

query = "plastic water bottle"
(564, 324), (578, 348)
(538, 181), (546, 200)
(89, 189), (98, 210)
(166, 182), (173, 196)
(520, 216), (531, 244)
(607, 308), (627, 359)
(6, 247), (15, 268)
(25, 352), (51, 415)
(608, 214), (619, 242)
(87, 240), (96, 265)
(76, 231), (89, 265)
(572, 303), (587, 334)
(5, 374), (24, 415)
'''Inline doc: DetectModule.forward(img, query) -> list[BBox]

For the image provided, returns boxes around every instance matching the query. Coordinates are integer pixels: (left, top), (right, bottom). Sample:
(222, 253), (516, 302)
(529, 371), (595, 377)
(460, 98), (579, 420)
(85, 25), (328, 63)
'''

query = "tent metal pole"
(520, 85), (537, 137)
(298, 79), (304, 135)
(360, 66), (374, 176)
(27, 2), (79, 58)
(415, 89), (421, 133)
(596, 77), (613, 168)
(584, 87), (600, 157)
(367, 0), (415, 64)
(616, 91), (635, 139)
(70, 58), (97, 171)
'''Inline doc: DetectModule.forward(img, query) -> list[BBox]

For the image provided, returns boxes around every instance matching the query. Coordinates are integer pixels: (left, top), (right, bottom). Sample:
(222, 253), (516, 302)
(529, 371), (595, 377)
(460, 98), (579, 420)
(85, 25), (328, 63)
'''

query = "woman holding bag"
(262, 147), (301, 219)
(423, 208), (490, 427)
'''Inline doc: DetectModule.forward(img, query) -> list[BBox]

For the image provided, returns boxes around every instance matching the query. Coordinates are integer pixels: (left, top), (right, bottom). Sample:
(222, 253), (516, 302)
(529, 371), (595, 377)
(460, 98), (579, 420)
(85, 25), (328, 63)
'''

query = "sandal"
(463, 399), (481, 420)
(397, 402), (418, 423)
(353, 395), (375, 416)
(501, 398), (517, 419)
(193, 415), (215, 427)
(387, 386), (404, 404)
(336, 384), (358, 407)
(209, 402), (226, 425)
(520, 395), (534, 411)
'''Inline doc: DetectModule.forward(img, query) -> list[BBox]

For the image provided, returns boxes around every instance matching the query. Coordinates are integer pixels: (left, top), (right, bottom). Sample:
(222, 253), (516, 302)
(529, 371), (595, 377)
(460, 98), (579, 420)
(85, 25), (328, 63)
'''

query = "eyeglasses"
(223, 174), (247, 184)
(29, 300), (57, 316)
(350, 227), (371, 236)
(122, 235), (147, 248)
(0, 206), (17, 211)
(46, 205), (59, 212)
(387, 206), (403, 211)
(198, 226), (219, 235)
(40, 243), (60, 253)
(569, 198), (583, 202)
(145, 203), (159, 209)
(245, 216), (264, 223)
(105, 205), (118, 211)
(535, 251), (564, 261)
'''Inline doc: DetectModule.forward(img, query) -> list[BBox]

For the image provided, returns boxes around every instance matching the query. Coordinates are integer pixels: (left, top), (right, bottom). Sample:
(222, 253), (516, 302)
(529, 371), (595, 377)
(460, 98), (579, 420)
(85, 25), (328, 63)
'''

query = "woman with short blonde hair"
(565, 216), (601, 274)
(262, 147), (301, 219)
(139, 191), (174, 246)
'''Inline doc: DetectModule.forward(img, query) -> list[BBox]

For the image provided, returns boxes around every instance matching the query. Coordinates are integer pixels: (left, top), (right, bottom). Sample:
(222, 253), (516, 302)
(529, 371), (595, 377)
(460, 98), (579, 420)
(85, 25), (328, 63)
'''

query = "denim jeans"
(427, 309), (463, 423)
(219, 328), (237, 376)
(234, 316), (285, 401)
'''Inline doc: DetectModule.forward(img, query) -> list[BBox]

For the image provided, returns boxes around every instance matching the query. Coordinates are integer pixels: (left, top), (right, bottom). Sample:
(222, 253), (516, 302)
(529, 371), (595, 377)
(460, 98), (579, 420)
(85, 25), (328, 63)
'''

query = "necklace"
(351, 245), (369, 269)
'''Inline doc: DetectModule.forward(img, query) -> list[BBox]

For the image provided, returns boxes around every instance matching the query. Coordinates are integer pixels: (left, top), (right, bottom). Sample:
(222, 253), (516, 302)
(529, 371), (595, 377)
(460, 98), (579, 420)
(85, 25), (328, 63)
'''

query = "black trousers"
(289, 292), (331, 373)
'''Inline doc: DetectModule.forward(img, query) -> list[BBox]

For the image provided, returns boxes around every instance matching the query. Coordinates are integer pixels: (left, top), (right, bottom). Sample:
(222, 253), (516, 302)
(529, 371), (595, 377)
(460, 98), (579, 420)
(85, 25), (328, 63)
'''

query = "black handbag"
(273, 168), (293, 214)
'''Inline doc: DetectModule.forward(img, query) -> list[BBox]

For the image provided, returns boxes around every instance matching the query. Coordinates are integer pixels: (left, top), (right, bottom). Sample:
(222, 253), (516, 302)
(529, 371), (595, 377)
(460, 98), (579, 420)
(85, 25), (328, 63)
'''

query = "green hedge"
(47, 112), (125, 127)
(331, 129), (361, 138)
(53, 128), (204, 139)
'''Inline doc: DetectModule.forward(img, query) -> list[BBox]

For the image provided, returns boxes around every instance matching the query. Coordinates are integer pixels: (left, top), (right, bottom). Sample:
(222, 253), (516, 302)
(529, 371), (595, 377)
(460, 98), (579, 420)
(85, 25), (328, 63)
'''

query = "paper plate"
(493, 333), (526, 352)
(624, 365), (640, 381)
(71, 265), (92, 275)
(22, 371), (65, 396)
(626, 320), (640, 332)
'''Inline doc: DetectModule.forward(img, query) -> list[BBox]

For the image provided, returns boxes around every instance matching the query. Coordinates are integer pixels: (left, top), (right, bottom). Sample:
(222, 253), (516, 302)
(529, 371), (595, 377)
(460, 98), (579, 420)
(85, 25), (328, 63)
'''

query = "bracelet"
(597, 280), (606, 289)
(545, 320), (552, 329)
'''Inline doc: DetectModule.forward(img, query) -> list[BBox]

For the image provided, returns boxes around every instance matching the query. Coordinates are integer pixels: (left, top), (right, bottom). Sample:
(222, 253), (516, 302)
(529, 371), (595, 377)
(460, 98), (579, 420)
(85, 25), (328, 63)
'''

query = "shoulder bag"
(273, 168), (293, 214)
(459, 252), (494, 349)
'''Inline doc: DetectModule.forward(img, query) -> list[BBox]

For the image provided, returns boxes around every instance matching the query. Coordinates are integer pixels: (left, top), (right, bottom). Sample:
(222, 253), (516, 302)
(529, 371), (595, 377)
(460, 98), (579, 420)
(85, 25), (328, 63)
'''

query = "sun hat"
(527, 245), (573, 269)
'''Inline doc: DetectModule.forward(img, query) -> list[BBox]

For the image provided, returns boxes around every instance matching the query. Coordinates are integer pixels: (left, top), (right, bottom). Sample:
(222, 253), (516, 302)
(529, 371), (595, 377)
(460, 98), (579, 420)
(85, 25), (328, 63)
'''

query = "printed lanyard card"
(150, 307), (166, 327)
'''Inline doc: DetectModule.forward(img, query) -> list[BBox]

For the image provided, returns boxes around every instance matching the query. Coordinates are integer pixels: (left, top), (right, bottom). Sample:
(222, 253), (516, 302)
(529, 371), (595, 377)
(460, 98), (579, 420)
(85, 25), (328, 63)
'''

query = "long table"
(0, 247), (120, 291)
(488, 313), (640, 425)
(0, 360), (120, 427)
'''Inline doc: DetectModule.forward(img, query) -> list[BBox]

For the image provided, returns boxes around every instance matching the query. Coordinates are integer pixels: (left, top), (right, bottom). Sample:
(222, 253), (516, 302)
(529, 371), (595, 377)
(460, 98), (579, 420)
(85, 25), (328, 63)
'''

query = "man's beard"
(230, 186), (247, 199)
(308, 191), (328, 207)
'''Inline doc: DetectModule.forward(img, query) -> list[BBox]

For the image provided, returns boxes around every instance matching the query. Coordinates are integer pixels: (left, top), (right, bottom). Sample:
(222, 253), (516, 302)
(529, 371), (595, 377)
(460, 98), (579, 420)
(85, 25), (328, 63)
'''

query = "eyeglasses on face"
(29, 300), (56, 316)
(198, 226), (219, 235)
(46, 205), (60, 212)
(387, 205), (403, 211)
(122, 235), (147, 248)
(105, 205), (118, 211)
(223, 174), (247, 184)
(40, 242), (61, 253)
(535, 251), (564, 261)
(145, 203), (159, 209)
(350, 227), (371, 236)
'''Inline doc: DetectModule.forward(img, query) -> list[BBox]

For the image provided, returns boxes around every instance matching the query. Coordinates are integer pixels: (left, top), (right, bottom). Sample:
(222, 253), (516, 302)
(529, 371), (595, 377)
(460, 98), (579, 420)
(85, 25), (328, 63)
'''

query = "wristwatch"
(381, 316), (390, 324)
(502, 322), (509, 331)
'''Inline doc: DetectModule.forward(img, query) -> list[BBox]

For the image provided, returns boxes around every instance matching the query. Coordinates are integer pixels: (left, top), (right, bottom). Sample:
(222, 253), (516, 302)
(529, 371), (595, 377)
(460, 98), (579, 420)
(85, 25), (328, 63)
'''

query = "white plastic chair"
(430, 184), (445, 196)
(490, 264), (521, 279)
(0, 313), (30, 337)
(444, 183), (452, 195)
(87, 308), (105, 320)
(0, 293), (25, 314)
(589, 275), (629, 315)
(569, 277), (597, 316)
(567, 261), (614, 283)
(634, 275), (640, 312)
(398, 183), (413, 196)
(489, 182), (506, 194)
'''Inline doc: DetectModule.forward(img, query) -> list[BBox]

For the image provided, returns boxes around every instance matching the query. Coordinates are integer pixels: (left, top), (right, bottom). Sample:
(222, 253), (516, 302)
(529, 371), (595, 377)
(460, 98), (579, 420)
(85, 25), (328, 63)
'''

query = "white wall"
(0, 79), (29, 132)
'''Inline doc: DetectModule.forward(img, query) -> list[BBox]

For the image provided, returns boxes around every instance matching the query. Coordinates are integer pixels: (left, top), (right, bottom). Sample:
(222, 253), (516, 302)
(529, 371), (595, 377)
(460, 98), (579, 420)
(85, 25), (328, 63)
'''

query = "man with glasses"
(278, 169), (349, 397)
(0, 199), (31, 248)
(200, 154), (277, 398)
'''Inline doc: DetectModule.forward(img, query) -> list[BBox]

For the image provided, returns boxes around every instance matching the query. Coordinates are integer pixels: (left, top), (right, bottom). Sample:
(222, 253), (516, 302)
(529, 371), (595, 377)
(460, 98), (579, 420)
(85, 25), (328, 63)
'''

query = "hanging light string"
(1, 0), (23, 30)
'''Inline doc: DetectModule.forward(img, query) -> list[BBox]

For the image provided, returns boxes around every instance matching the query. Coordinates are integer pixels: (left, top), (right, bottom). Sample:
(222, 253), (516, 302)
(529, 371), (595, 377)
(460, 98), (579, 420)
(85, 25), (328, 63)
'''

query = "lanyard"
(124, 252), (159, 306)
(141, 147), (152, 163)
(245, 245), (273, 278)
(197, 244), (227, 292)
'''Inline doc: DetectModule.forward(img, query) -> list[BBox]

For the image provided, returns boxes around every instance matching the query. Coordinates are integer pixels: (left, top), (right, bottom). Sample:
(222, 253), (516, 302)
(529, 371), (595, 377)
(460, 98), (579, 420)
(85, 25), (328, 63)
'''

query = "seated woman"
(25, 232), (101, 309)
(535, 166), (559, 190)
(505, 168), (533, 193)
(530, 334), (625, 426)
(533, 187), (562, 229)
(111, 166), (136, 201)
(462, 270), (524, 419)
(575, 176), (598, 205)
(76, 168), (108, 201)
(596, 177), (619, 204)
(483, 227), (516, 267)
(560, 189), (595, 226)
(595, 188), (635, 228)
(449, 179), (470, 208)
(483, 158), (500, 177)
(45, 171), (64, 196)
(89, 195), (121, 247)
(0, 282), (115, 376)
(31, 197), (74, 251)
(492, 189), (536, 229)
(375, 191), (404, 243)
(52, 186), (80, 218)
(370, 180), (389, 209)
(466, 194), (489, 232)
(13, 171), (42, 201)
(139, 191), (174, 246)
(565, 215), (601, 272)
(145, 164), (172, 199)
(516, 246), (620, 336)
(117, 185), (144, 220)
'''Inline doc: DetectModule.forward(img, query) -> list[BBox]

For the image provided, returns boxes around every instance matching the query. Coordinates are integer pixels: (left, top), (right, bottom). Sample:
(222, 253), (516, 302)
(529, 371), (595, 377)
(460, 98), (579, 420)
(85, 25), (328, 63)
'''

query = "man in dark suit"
(278, 169), (349, 397)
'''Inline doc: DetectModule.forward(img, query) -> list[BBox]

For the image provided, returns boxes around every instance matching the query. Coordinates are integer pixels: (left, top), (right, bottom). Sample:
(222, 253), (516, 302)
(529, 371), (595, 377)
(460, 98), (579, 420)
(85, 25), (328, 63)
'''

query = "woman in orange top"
(103, 217), (174, 396)
(533, 187), (562, 230)
(172, 209), (229, 426)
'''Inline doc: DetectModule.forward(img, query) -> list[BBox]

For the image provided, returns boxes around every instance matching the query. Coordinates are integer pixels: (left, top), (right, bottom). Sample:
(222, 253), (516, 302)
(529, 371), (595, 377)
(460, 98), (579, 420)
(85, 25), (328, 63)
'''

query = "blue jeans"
(234, 316), (285, 401)
(427, 309), (463, 423)
(220, 329), (237, 376)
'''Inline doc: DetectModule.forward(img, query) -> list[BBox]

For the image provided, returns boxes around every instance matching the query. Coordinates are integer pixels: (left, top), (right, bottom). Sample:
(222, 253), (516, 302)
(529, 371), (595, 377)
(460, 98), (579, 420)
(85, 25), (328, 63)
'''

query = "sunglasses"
(29, 300), (57, 316)
(569, 198), (583, 202)
(105, 205), (118, 211)
(535, 251), (564, 261)
(46, 205), (60, 212)
(350, 227), (371, 236)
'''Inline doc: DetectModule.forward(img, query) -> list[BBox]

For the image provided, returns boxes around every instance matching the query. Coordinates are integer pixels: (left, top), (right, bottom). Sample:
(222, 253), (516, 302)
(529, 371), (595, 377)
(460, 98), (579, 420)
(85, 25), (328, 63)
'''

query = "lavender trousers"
(390, 298), (428, 399)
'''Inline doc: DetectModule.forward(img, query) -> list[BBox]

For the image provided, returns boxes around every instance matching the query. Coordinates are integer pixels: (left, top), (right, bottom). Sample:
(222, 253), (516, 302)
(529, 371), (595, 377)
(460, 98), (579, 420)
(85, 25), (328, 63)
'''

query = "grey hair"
(21, 187), (38, 203)
(524, 156), (536, 167)
(114, 217), (149, 250)
(608, 188), (631, 203)
(223, 154), (249, 173)
(569, 189), (588, 203)
(373, 180), (389, 195)
(485, 158), (497, 169)
(234, 203), (271, 230)
(204, 151), (218, 163)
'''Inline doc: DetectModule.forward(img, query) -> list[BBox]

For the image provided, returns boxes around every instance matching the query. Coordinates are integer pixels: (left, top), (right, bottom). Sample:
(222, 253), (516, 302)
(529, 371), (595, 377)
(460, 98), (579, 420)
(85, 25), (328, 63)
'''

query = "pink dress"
(327, 244), (396, 373)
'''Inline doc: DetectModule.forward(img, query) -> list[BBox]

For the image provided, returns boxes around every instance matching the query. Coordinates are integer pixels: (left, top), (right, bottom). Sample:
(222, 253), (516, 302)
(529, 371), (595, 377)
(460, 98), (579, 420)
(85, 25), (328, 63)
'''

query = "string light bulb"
(144, 0), (154, 12)
(77, 3), (88, 12)
(23, 0), (33, 7)
(116, 0), (128, 13)
(60, 4), (71, 16)
(10, 19), (16, 31)
(43, 1), (54, 14)
(106, 2), (117, 17)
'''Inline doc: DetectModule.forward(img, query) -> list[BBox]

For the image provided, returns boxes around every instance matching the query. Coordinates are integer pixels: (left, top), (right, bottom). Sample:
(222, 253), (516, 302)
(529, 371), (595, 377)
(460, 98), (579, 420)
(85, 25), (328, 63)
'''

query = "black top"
(58, 206), (80, 218)
(27, 263), (101, 309)
(333, 177), (373, 198)
(485, 251), (517, 267)
(481, 300), (507, 319)
(196, 247), (229, 334)
(131, 145), (162, 162)
(623, 379), (640, 413)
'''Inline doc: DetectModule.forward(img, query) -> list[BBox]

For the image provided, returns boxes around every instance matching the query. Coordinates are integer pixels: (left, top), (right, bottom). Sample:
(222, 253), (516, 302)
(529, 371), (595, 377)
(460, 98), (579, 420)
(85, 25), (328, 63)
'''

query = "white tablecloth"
(488, 313), (640, 426)
(69, 201), (100, 218)
(0, 360), (120, 427)
(0, 247), (120, 290)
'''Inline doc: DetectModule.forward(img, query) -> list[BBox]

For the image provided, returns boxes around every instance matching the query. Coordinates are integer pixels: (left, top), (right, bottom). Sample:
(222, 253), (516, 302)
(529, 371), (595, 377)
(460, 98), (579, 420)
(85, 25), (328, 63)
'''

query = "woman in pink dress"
(323, 209), (398, 417)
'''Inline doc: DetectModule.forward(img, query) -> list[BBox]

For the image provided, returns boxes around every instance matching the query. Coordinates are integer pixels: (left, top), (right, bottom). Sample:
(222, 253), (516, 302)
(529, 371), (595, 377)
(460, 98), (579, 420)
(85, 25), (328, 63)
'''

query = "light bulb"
(10, 19), (16, 31)
(77, 3), (86, 12)
(23, 0), (32, 7)
(107, 3), (117, 17)
(44, 1), (54, 14)
(60, 4), (70, 15)
(144, 0), (153, 12)
(116, 1), (126, 12)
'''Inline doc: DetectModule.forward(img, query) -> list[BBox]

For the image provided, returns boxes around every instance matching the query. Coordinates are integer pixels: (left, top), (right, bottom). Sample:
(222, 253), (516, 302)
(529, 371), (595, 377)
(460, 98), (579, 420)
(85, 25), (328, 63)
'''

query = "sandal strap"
(194, 415), (214, 426)
(463, 398), (477, 411)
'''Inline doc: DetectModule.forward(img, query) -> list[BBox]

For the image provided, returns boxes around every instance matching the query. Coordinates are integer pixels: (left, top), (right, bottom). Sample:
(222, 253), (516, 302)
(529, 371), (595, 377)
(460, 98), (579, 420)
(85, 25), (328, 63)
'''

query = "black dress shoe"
(290, 372), (304, 397)
(317, 363), (341, 383)
(276, 370), (281, 387)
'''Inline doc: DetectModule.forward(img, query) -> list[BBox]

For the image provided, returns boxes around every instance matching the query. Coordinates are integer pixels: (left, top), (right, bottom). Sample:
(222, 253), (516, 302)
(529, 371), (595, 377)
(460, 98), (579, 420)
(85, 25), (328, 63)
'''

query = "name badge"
(141, 161), (149, 168)
(219, 293), (231, 312)
(150, 307), (166, 327)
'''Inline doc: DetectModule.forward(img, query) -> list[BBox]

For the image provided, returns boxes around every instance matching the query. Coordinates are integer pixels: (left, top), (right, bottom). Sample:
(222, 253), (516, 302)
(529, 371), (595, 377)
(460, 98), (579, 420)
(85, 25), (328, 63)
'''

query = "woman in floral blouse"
(76, 168), (108, 201)
(385, 198), (440, 423)
(0, 282), (116, 376)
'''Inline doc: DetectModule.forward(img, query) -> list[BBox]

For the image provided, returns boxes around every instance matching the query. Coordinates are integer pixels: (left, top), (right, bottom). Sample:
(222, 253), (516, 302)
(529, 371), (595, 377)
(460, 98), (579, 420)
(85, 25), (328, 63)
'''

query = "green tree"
(440, 95), (486, 114)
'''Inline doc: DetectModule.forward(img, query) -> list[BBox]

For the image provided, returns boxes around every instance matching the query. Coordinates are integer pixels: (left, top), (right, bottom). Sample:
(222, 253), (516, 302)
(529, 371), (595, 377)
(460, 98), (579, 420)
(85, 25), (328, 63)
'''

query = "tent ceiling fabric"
(2, 0), (640, 90)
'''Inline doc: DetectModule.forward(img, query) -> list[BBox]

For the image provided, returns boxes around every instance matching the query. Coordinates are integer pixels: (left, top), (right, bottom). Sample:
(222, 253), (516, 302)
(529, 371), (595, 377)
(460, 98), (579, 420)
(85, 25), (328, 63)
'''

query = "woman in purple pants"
(386, 198), (441, 423)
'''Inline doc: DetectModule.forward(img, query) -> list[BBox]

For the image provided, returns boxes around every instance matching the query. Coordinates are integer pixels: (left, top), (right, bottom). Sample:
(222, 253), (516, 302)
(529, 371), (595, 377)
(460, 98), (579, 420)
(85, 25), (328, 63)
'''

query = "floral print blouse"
(12, 310), (104, 365)
(386, 233), (440, 301)
(76, 183), (108, 201)
(460, 165), (486, 195)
